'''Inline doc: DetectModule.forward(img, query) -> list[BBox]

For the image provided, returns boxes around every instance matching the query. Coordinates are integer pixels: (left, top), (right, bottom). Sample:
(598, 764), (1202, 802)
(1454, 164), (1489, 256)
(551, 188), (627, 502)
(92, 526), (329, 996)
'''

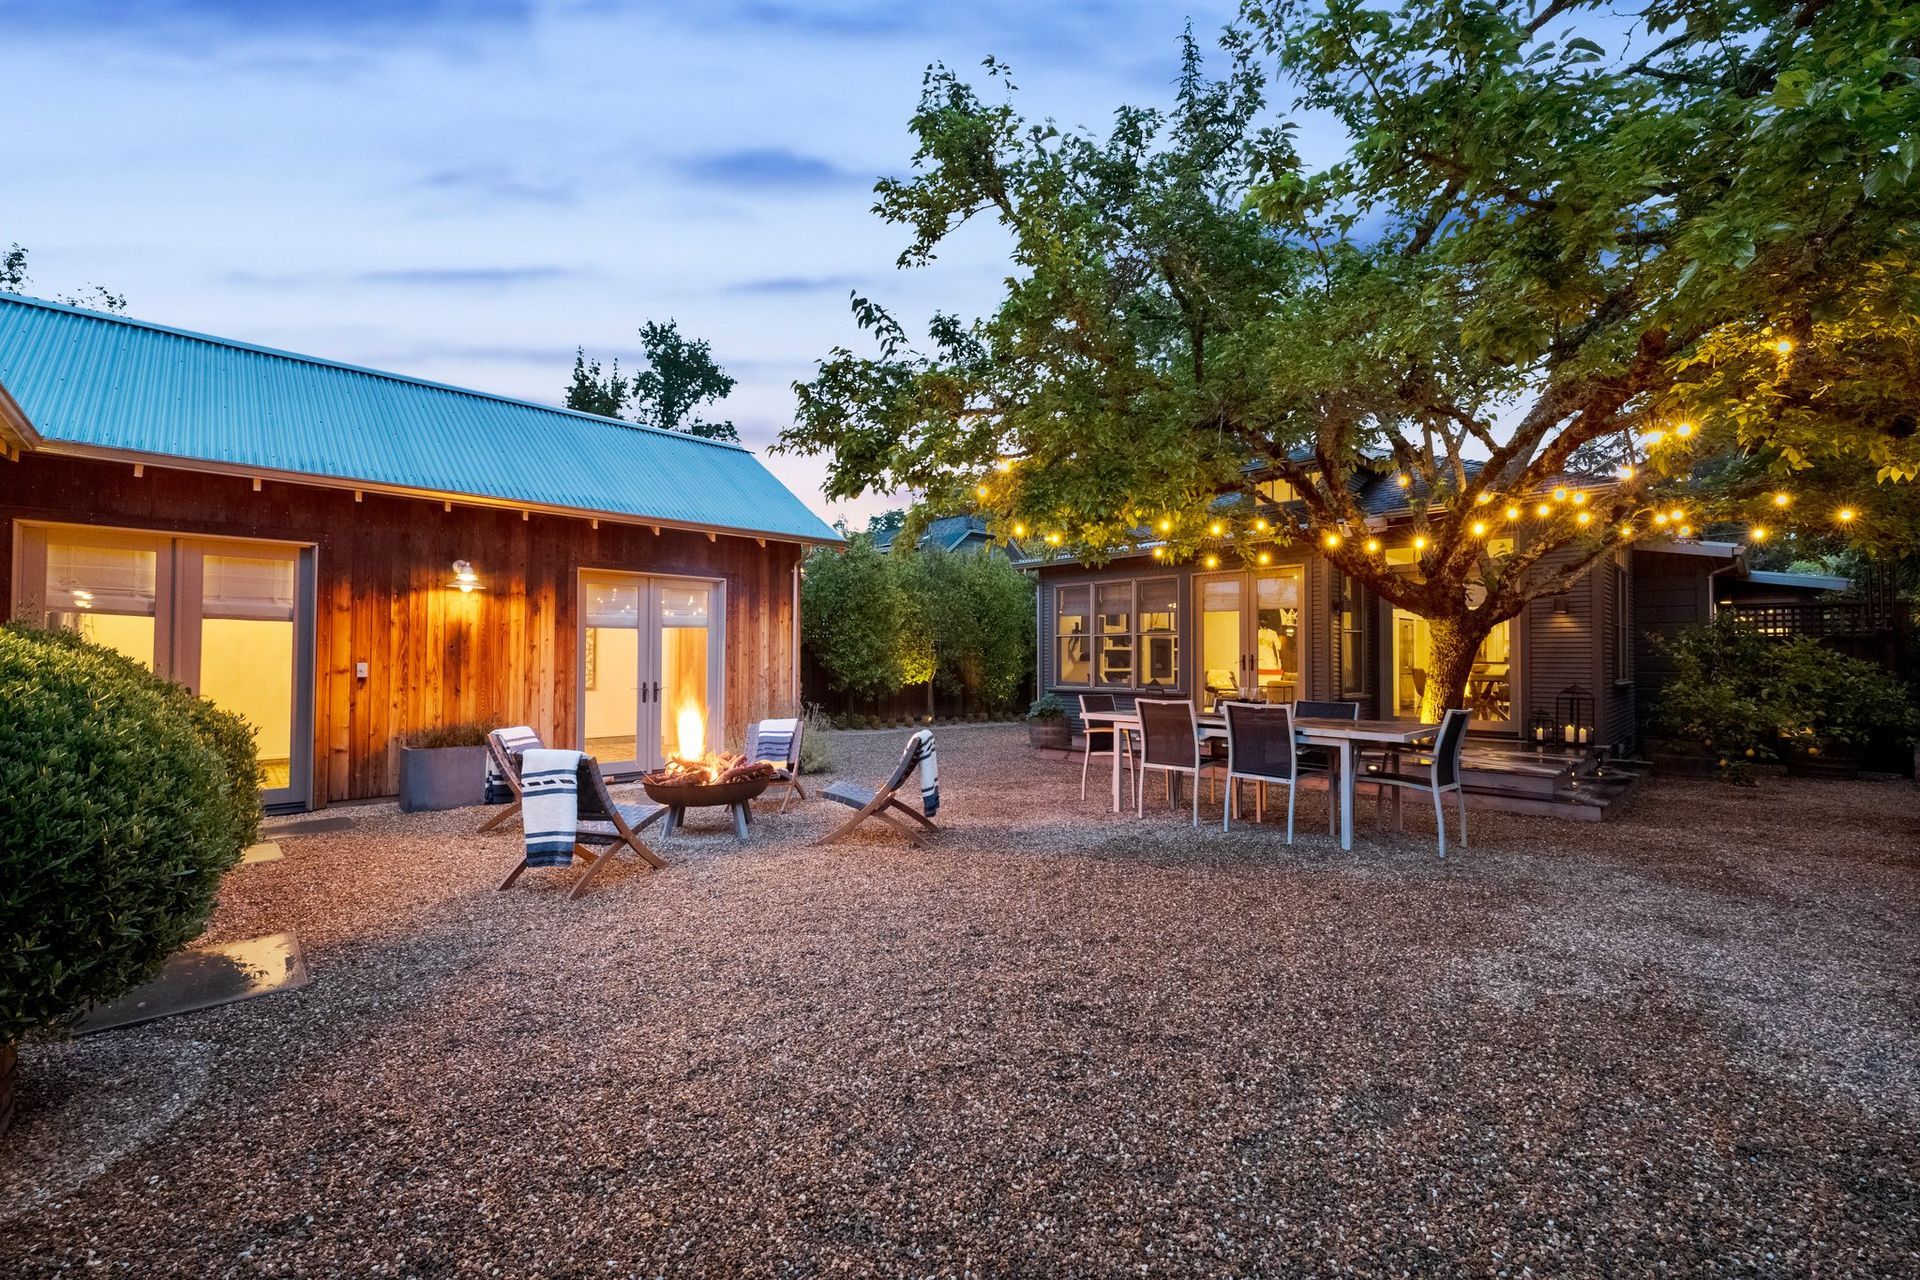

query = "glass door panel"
(1252, 569), (1303, 704)
(581, 572), (644, 769)
(1198, 575), (1244, 707)
(1392, 610), (1513, 725)
(42, 540), (161, 670)
(197, 553), (298, 791)
(656, 581), (712, 762)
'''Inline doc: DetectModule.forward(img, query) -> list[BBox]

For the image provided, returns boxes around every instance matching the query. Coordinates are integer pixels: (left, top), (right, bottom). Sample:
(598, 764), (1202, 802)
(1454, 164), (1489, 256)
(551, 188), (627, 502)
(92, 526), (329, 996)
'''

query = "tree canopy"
(567, 319), (740, 441)
(781, 1), (1920, 715)
(2, 240), (128, 313)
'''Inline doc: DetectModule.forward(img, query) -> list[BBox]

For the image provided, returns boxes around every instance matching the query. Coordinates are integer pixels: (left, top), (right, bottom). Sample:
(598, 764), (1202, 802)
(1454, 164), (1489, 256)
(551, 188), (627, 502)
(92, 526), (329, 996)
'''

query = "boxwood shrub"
(1, 624), (259, 1041)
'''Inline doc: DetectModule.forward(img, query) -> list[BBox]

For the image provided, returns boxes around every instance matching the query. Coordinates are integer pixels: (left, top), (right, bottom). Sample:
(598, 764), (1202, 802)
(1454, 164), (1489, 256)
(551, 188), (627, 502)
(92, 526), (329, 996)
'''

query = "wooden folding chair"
(498, 757), (669, 900)
(816, 732), (938, 846)
(476, 727), (541, 834)
(748, 717), (808, 814)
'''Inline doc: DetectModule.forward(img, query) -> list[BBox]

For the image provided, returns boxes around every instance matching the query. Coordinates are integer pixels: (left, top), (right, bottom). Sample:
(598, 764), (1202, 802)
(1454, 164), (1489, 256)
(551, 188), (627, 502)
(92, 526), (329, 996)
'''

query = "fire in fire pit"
(641, 706), (782, 841)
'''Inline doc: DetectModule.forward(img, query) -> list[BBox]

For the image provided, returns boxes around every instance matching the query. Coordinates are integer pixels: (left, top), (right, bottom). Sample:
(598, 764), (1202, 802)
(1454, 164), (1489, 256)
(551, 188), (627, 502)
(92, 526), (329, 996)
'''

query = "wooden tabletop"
(1085, 709), (1436, 745)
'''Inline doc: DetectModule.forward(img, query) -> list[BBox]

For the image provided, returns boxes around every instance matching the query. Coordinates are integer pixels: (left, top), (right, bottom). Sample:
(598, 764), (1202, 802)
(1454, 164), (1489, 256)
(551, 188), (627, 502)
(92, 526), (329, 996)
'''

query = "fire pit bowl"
(640, 775), (772, 810)
(641, 773), (772, 841)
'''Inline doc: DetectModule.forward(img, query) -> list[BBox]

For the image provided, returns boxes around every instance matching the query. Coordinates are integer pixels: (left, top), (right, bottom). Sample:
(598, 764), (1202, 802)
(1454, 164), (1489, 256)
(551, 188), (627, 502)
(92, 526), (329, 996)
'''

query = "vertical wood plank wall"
(1, 454), (805, 806)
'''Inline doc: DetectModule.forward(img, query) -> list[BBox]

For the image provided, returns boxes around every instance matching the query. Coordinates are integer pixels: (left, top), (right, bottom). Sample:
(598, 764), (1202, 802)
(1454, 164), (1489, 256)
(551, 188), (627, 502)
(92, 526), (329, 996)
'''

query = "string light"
(1203, 554), (1220, 569)
(1322, 531), (1342, 549)
(994, 458), (1015, 472)
(1668, 507), (1685, 522)
(1364, 537), (1381, 554)
(1045, 531), (1062, 546)
(1617, 464), (1635, 480)
(1750, 526), (1768, 542)
(1552, 487), (1568, 503)
(1534, 502), (1552, 517)
(1678, 524), (1694, 538)
(1157, 517), (1172, 534)
(1772, 492), (1792, 507)
(1412, 534), (1429, 551)
(1675, 422), (1695, 438)
(1575, 510), (1593, 526)
(1838, 507), (1857, 522)
(1774, 337), (1794, 355)
(1012, 522), (1027, 538)
(975, 484), (989, 498)
(1151, 546), (1166, 559)
(1254, 518), (1269, 532)
(1209, 520), (1224, 536)
(1653, 512), (1670, 526)
(1645, 430), (1666, 445)
(1470, 520), (1489, 537)
(1475, 493), (1492, 505)
(1571, 491), (1589, 506)
(1504, 504), (1521, 521)
(1256, 551), (1272, 565)
(1395, 472), (1412, 489)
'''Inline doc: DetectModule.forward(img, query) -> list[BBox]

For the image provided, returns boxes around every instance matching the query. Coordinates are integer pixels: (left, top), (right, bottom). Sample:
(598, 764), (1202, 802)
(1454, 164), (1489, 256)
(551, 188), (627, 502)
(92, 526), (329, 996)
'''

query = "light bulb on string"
(1552, 487), (1568, 503)
(1157, 517), (1172, 534)
(1322, 531), (1342, 549)
(1470, 520), (1488, 537)
(1678, 524), (1694, 538)
(1575, 511), (1592, 526)
(1645, 430), (1665, 446)
(1674, 422), (1694, 439)
(1534, 502), (1551, 518)
(1474, 493), (1492, 506)
(1364, 537), (1381, 554)
(1617, 464), (1635, 480)
(1838, 507), (1857, 522)
(1504, 505), (1521, 521)
(1750, 526), (1768, 542)
(1203, 554), (1219, 569)
(1395, 472), (1412, 489)
(1208, 520), (1224, 536)
(1774, 337), (1794, 355)
(1412, 534), (1429, 551)
(1772, 492), (1792, 508)
(1012, 521), (1027, 538)
(1571, 491), (1589, 506)
(1256, 551), (1271, 565)
(1653, 512), (1670, 527)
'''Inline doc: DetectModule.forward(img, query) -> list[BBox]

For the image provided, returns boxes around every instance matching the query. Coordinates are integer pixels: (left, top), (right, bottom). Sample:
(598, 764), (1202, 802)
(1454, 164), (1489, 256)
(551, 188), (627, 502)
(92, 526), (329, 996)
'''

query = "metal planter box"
(398, 744), (488, 812)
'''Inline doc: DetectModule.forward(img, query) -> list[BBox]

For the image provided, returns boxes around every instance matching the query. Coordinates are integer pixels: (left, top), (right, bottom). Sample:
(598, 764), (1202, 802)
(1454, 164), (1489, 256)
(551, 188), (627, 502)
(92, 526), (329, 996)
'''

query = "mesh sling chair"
(1133, 698), (1220, 827)
(1292, 700), (1360, 835)
(498, 757), (668, 900)
(1076, 693), (1134, 802)
(747, 717), (807, 813)
(1365, 708), (1471, 858)
(1221, 701), (1300, 841)
(817, 731), (939, 846)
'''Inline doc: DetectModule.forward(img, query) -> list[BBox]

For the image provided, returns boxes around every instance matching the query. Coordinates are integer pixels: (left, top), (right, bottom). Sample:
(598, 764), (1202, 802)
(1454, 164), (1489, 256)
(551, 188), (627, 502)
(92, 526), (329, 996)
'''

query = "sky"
(1, 0), (1255, 530)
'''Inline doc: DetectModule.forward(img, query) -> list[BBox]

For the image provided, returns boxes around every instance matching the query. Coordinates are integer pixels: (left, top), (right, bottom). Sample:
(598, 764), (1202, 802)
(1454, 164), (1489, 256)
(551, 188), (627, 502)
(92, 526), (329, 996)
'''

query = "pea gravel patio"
(3, 724), (1917, 1278)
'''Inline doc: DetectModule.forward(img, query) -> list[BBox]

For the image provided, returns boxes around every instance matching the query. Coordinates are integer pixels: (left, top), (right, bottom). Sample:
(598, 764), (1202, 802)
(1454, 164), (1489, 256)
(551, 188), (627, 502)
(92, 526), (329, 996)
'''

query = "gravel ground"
(3, 723), (1917, 1278)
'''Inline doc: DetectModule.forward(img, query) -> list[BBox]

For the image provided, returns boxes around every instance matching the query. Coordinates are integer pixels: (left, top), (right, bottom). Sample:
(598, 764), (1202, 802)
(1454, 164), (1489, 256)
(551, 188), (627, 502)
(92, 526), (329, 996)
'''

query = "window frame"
(1051, 575), (1180, 690)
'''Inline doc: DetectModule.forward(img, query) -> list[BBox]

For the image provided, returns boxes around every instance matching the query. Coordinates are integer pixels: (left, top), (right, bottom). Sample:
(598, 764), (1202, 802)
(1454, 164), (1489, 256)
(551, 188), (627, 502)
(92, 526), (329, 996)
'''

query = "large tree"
(2, 240), (127, 313)
(781, 2), (1920, 718)
(567, 319), (740, 441)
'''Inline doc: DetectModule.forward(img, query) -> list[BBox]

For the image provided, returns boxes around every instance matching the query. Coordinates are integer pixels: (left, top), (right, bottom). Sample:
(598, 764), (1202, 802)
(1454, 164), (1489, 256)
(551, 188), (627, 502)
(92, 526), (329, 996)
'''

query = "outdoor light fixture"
(450, 560), (480, 593)
(1553, 592), (1570, 614)
(1838, 507), (1857, 522)
(1675, 422), (1695, 438)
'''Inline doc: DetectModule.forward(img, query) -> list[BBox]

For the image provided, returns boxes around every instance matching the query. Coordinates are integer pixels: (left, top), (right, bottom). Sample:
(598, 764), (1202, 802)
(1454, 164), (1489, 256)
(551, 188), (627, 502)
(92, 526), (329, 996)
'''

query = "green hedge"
(0, 624), (259, 1041)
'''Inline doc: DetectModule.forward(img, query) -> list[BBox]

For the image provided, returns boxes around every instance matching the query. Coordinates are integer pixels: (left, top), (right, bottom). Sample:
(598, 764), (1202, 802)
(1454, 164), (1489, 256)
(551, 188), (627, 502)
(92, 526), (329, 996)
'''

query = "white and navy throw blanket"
(910, 728), (939, 817)
(754, 718), (798, 773)
(519, 748), (586, 867)
(485, 725), (542, 804)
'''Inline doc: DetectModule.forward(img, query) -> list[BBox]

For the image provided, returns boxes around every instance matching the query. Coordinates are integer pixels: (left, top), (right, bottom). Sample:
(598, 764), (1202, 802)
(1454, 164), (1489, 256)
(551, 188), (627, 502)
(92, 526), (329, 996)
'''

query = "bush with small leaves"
(1, 624), (258, 1041)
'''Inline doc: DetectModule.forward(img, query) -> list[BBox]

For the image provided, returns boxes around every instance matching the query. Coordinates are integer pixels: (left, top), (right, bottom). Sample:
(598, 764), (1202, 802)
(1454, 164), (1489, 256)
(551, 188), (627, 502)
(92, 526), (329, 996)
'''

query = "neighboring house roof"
(0, 293), (841, 545)
(874, 514), (996, 553)
(1745, 567), (1852, 592)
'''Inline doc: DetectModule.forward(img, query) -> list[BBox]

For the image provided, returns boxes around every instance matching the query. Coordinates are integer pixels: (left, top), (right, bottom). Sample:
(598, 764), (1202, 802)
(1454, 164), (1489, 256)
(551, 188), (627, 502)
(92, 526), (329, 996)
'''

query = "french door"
(1194, 565), (1307, 707)
(15, 523), (315, 808)
(578, 572), (723, 773)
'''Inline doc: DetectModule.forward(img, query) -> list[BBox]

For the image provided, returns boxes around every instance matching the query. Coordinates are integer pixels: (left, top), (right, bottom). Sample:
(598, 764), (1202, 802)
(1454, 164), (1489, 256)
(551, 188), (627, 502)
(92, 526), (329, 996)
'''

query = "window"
(1095, 582), (1134, 687)
(1387, 537), (1513, 724)
(1257, 478), (1298, 504)
(1054, 577), (1179, 689)
(1138, 578), (1179, 688)
(1055, 585), (1091, 685)
(1333, 569), (1370, 698)
(1608, 559), (1630, 682)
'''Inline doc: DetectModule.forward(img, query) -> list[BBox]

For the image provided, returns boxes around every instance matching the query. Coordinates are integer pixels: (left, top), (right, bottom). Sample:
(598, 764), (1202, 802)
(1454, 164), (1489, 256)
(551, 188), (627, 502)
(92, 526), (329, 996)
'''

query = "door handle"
(640, 684), (648, 703)
(653, 680), (661, 702)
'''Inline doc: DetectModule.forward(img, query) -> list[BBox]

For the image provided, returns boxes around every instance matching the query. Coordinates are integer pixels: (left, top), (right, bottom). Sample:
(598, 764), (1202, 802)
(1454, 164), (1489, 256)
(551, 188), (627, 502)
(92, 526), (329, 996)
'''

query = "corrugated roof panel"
(0, 294), (841, 544)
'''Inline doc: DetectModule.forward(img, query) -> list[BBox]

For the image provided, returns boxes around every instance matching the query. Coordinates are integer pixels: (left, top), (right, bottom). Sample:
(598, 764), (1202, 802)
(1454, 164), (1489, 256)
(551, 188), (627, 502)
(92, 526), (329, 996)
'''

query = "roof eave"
(0, 378), (43, 455)
(35, 440), (845, 548)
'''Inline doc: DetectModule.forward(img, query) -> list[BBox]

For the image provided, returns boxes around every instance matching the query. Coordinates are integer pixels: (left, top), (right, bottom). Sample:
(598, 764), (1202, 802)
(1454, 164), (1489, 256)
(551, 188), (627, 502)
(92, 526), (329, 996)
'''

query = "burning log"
(642, 751), (781, 788)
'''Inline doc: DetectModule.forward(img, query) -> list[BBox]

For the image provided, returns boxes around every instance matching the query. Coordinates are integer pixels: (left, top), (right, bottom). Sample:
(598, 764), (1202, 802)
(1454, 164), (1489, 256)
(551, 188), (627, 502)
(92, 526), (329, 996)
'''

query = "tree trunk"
(1419, 614), (1487, 723)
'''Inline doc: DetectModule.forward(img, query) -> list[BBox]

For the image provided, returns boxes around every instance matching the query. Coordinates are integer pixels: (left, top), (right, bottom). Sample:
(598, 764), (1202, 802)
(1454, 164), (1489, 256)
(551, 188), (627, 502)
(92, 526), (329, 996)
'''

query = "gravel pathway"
(4, 724), (1917, 1277)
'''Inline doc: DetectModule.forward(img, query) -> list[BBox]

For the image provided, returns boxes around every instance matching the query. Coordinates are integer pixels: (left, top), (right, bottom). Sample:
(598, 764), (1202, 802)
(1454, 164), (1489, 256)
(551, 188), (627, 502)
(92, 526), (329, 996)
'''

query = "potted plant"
(398, 722), (492, 811)
(1764, 639), (1915, 779)
(1027, 694), (1070, 750)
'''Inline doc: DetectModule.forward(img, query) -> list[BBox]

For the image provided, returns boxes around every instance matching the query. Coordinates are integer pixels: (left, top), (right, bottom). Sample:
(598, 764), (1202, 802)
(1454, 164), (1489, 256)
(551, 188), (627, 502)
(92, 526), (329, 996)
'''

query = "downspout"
(791, 558), (802, 715)
(1706, 548), (1746, 618)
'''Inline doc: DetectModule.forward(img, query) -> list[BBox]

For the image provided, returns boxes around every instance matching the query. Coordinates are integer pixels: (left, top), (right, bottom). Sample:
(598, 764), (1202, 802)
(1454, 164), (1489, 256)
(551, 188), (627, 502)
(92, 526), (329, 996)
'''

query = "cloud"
(678, 147), (865, 191)
(3, 0), (532, 40)
(355, 266), (575, 287)
(418, 166), (577, 205)
(725, 274), (865, 295)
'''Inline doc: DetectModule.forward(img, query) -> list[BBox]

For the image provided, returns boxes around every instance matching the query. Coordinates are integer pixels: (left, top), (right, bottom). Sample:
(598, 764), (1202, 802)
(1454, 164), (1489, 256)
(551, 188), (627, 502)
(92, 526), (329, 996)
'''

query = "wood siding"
(1631, 548), (1722, 731)
(2, 452), (804, 806)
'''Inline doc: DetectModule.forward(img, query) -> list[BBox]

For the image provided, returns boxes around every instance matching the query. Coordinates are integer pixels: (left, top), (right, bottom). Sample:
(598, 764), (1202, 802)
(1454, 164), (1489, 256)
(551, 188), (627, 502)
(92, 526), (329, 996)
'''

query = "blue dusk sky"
(2, 0), (1276, 527)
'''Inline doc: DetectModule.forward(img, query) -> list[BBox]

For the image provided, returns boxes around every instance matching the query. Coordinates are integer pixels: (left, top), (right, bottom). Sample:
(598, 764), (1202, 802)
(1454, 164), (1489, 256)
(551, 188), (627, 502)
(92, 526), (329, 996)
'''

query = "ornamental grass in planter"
(398, 722), (492, 812)
(0, 624), (259, 1132)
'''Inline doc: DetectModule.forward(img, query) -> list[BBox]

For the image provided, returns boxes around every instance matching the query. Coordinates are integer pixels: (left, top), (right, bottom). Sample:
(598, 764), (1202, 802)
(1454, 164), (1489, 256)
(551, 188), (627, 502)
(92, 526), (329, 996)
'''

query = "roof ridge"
(0, 291), (751, 454)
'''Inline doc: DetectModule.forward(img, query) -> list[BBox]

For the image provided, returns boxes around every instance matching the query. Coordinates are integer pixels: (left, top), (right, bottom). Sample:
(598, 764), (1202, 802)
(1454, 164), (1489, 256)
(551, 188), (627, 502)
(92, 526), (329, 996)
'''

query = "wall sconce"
(1552, 591), (1570, 614)
(450, 560), (481, 593)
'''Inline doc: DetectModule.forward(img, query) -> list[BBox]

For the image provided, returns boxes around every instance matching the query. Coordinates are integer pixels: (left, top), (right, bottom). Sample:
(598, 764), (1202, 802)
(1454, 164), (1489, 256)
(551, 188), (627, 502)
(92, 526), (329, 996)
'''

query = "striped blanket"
(910, 728), (939, 817)
(519, 748), (586, 867)
(485, 725), (542, 804)
(753, 717), (798, 773)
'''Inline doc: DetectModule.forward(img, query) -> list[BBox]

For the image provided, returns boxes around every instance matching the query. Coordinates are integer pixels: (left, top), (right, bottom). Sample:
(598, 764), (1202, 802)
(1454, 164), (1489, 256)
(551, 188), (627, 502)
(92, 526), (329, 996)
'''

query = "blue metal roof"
(0, 293), (841, 544)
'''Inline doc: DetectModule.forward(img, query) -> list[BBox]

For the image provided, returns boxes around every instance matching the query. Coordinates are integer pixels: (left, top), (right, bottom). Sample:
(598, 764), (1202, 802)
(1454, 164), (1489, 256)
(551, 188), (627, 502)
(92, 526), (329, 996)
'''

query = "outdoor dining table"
(1080, 707), (1437, 851)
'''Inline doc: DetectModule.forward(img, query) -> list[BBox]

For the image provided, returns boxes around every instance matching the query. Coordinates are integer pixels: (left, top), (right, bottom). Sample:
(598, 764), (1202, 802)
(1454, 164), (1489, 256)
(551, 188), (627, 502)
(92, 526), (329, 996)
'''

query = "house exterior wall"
(2, 451), (804, 806)
(1630, 546), (1725, 732)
